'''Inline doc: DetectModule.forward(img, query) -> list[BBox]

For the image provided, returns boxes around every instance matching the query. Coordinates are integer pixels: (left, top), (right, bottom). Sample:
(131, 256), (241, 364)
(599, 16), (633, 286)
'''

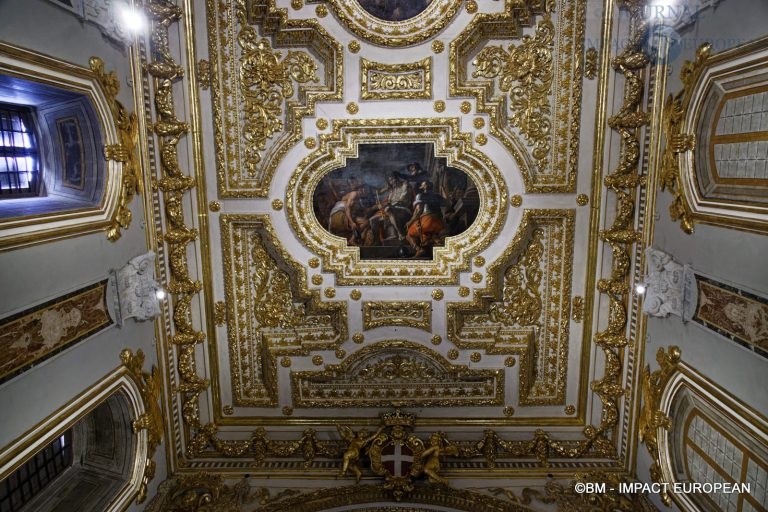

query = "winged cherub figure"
(337, 425), (384, 482)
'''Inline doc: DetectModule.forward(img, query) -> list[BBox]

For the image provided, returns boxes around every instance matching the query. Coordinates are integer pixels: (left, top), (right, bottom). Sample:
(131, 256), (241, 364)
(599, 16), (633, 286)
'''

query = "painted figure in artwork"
(328, 181), (374, 245)
(311, 143), (479, 259)
(405, 181), (450, 258)
(369, 172), (415, 243)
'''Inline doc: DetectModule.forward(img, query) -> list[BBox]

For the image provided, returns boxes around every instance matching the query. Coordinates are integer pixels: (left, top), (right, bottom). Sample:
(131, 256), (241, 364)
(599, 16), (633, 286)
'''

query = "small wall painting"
(57, 117), (85, 190)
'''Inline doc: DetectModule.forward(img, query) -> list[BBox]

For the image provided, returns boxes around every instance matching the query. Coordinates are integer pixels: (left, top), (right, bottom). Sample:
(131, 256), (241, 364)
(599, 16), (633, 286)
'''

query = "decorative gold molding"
(326, 0), (462, 48)
(472, 14), (555, 171)
(447, 210), (575, 405)
(286, 118), (507, 285)
(145, 0), (210, 462)
(362, 301), (432, 331)
(639, 346), (681, 507)
(360, 57), (432, 100)
(120, 349), (164, 504)
(237, 36), (317, 174)
(450, 0), (585, 193)
(91, 57), (141, 242)
(588, 10), (649, 470)
(660, 44), (710, 234)
(221, 214), (347, 406)
(584, 47), (598, 80)
(291, 340), (504, 408)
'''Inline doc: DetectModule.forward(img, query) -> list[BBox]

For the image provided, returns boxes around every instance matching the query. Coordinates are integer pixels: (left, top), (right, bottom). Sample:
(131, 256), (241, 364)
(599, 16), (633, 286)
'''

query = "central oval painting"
(312, 143), (479, 260)
(356, 0), (433, 21)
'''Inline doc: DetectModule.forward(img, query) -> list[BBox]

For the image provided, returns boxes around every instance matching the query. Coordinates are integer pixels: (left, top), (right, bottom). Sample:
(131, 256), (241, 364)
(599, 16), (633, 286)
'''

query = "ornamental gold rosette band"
(286, 118), (507, 286)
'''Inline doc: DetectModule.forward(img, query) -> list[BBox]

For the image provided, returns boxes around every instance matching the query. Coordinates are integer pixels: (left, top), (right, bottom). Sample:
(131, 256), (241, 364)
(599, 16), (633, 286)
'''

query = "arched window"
(0, 431), (72, 510)
(659, 367), (768, 512)
(0, 369), (150, 512)
(0, 393), (136, 512)
(0, 104), (40, 197)
(0, 42), (129, 250)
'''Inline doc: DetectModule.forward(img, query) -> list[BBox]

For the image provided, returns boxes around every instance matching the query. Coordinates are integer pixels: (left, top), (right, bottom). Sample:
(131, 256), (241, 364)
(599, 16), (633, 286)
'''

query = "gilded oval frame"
(327, 0), (461, 48)
(286, 118), (508, 285)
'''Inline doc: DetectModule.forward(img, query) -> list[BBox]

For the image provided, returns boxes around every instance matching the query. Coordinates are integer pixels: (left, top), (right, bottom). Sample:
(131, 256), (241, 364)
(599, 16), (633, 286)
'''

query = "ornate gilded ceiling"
(147, 0), (650, 503)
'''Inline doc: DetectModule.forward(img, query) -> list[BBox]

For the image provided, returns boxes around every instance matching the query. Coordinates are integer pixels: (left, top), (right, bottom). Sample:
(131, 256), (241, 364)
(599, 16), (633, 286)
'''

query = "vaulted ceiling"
(146, 0), (652, 507)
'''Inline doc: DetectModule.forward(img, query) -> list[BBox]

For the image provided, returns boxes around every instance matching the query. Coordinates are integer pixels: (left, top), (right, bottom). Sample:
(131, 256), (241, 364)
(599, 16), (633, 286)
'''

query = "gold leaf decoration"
(237, 32), (317, 176)
(472, 15), (555, 170)
(91, 57), (140, 242)
(120, 349), (163, 504)
(660, 43), (711, 234)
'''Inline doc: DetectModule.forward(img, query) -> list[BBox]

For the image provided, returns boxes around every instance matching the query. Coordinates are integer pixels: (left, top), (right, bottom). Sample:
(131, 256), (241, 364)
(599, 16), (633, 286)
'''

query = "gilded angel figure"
(337, 425), (383, 482)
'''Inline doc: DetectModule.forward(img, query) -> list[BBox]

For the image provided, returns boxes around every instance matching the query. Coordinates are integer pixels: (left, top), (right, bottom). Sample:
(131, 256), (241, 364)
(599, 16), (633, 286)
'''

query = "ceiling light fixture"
(119, 3), (146, 33)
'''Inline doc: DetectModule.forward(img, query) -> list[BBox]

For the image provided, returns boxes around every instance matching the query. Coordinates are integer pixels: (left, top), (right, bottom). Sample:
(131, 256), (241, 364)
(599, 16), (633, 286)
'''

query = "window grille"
(0, 105), (40, 197)
(0, 431), (73, 512)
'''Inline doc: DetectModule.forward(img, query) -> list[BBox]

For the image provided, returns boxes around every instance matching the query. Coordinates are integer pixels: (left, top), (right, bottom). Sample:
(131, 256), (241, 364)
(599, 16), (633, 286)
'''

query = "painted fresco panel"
(693, 275), (768, 359)
(0, 280), (113, 383)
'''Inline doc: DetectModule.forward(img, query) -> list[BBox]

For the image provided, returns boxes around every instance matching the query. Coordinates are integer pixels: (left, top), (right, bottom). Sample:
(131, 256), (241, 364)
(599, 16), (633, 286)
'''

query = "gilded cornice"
(145, 0), (210, 462)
